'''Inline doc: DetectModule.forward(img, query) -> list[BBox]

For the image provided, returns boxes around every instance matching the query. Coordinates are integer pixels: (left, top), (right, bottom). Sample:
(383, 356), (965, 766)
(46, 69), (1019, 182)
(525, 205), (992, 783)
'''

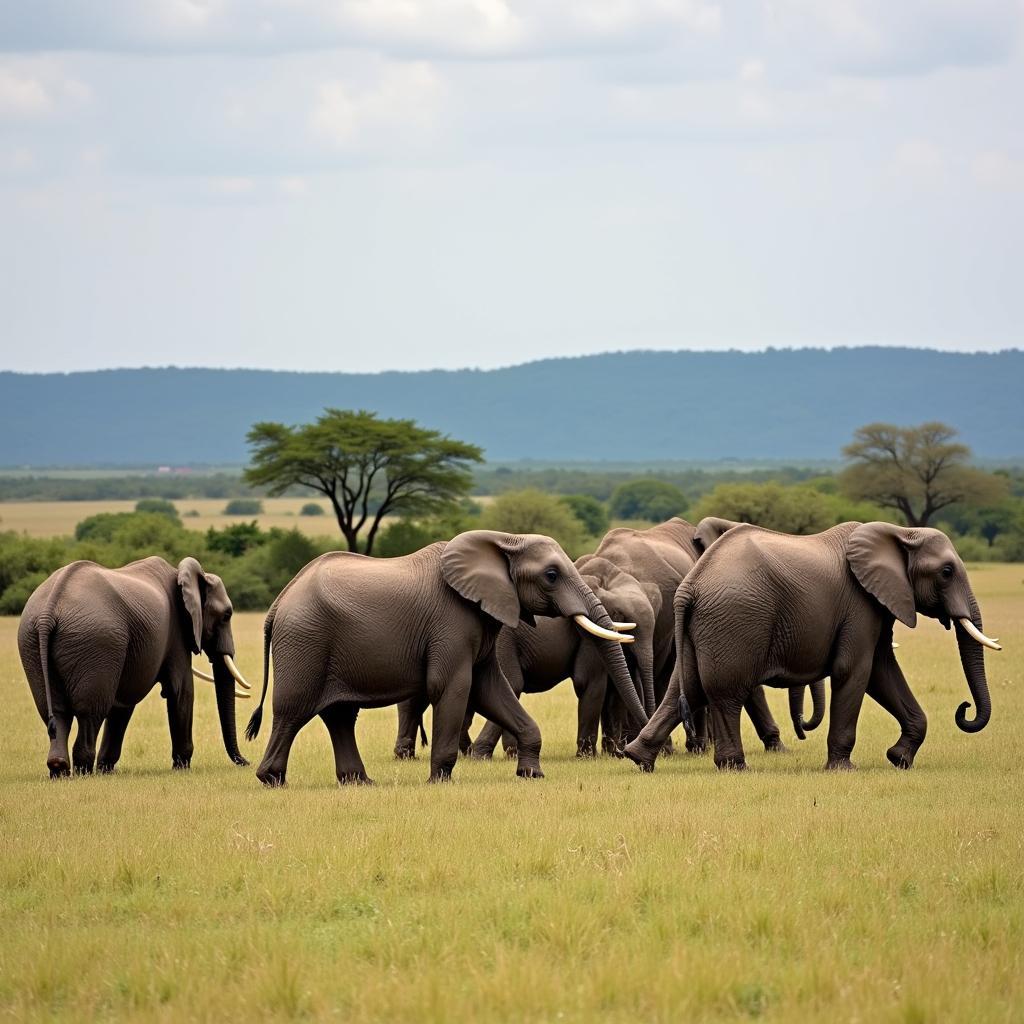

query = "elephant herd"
(17, 516), (999, 784)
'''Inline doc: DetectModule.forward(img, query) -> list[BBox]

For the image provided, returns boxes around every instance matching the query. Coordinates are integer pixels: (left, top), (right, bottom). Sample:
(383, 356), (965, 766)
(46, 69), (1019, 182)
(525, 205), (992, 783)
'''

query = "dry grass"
(0, 498), (344, 538)
(1, 564), (1022, 1022)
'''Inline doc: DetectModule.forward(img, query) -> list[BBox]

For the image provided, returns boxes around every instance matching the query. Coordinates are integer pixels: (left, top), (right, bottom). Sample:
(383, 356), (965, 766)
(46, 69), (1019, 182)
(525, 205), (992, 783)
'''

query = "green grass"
(1, 565), (1023, 1022)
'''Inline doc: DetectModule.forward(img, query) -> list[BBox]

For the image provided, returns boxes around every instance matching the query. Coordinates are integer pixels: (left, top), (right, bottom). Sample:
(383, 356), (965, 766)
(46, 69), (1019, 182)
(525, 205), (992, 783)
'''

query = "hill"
(2, 347), (1021, 465)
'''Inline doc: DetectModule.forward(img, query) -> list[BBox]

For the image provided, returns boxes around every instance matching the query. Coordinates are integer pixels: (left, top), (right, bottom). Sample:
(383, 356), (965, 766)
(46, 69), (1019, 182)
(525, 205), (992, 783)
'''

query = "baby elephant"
(247, 530), (645, 786)
(18, 556), (252, 777)
(625, 521), (999, 773)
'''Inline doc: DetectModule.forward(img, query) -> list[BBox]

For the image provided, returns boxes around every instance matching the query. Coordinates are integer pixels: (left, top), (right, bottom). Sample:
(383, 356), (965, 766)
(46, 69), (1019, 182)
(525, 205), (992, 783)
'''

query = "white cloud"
(972, 149), (1024, 189)
(0, 60), (91, 118)
(0, 67), (52, 116)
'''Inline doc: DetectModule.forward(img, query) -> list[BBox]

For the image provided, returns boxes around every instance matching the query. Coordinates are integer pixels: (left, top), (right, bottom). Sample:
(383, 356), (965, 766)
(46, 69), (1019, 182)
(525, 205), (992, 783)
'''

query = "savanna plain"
(1, 565), (1022, 1022)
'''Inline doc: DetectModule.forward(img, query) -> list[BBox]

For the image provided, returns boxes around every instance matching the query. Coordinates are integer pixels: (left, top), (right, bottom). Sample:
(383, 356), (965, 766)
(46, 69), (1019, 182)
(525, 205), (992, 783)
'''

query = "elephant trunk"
(634, 631), (656, 716)
(213, 659), (249, 765)
(953, 592), (992, 734)
(573, 582), (649, 729)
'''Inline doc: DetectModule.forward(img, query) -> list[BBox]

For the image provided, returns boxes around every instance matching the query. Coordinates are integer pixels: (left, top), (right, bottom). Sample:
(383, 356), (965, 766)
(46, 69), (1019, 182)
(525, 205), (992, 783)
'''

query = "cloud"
(0, 59), (91, 119)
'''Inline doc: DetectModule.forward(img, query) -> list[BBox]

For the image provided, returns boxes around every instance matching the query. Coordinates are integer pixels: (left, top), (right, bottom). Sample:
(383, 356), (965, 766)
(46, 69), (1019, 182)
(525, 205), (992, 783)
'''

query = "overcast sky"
(1, 1), (1022, 373)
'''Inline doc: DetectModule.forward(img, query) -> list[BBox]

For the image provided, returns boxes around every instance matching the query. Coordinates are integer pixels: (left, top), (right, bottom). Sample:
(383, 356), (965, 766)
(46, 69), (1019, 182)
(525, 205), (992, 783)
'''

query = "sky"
(1, 1), (1022, 374)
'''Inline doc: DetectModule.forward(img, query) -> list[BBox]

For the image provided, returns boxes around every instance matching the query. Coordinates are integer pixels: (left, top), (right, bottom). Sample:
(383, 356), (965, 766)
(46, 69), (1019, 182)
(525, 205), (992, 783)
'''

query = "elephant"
(245, 531), (646, 786)
(580, 518), (799, 754)
(465, 556), (659, 760)
(623, 521), (999, 773)
(18, 556), (252, 778)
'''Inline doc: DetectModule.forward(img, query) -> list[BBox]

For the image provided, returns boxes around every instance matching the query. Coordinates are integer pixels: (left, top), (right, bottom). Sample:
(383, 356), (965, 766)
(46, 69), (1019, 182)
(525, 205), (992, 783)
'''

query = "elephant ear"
(177, 556), (207, 654)
(693, 517), (744, 554)
(441, 531), (522, 628)
(847, 522), (921, 628)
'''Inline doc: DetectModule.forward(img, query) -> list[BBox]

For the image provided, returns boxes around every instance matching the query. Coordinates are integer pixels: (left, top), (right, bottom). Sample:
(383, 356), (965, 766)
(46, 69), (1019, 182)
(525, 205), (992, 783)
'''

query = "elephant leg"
(428, 661), (473, 782)
(321, 703), (373, 785)
(499, 729), (517, 759)
(164, 678), (195, 770)
(461, 710), (476, 756)
(709, 699), (746, 770)
(97, 704), (136, 773)
(72, 714), (102, 775)
(471, 720), (502, 759)
(685, 705), (710, 754)
(470, 655), (543, 779)
(255, 713), (309, 787)
(394, 697), (426, 760)
(825, 655), (872, 770)
(867, 654), (927, 770)
(575, 672), (606, 758)
(745, 686), (786, 753)
(47, 713), (72, 779)
(624, 648), (698, 772)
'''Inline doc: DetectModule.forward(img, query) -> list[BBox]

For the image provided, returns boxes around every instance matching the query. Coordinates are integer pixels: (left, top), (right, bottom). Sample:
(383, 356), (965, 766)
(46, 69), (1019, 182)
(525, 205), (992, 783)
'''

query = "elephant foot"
(256, 769), (286, 787)
(623, 740), (657, 773)
(230, 753), (251, 767)
(394, 745), (416, 760)
(338, 771), (375, 786)
(172, 755), (191, 770)
(886, 745), (916, 770)
(468, 744), (494, 760)
(763, 737), (788, 753)
(714, 756), (747, 771)
(685, 739), (709, 755)
(576, 741), (597, 759)
(47, 757), (71, 779)
(661, 737), (675, 757)
(516, 765), (544, 779)
(428, 766), (455, 783)
(503, 746), (519, 760)
(825, 757), (857, 771)
(96, 761), (116, 774)
(73, 763), (94, 776)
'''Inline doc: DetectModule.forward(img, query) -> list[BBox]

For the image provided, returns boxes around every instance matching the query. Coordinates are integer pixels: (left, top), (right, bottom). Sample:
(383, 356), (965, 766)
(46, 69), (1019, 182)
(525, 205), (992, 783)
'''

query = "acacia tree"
(839, 422), (1005, 527)
(244, 409), (483, 555)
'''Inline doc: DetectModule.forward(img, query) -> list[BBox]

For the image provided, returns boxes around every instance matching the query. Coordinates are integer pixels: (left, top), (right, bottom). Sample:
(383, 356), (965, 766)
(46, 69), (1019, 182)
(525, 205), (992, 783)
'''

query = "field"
(1, 565), (1022, 1022)
(0, 498), (343, 538)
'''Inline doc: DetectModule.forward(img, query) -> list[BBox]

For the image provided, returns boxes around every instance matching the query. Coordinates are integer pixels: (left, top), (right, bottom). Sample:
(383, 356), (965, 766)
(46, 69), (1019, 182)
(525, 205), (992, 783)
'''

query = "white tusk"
(192, 667), (215, 682)
(223, 654), (253, 689)
(574, 614), (634, 644)
(611, 621), (637, 631)
(891, 641), (900, 649)
(958, 618), (1002, 651)
(235, 687), (250, 699)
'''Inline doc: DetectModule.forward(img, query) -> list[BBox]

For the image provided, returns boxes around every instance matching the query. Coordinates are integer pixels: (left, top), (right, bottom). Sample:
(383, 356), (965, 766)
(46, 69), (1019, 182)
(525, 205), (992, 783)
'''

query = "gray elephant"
(246, 531), (645, 785)
(467, 556), (657, 759)
(624, 521), (998, 773)
(18, 556), (252, 777)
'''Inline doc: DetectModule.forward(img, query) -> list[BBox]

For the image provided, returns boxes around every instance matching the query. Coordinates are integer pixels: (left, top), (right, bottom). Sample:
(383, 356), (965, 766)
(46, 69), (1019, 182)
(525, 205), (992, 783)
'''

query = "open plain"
(1, 564), (1022, 1022)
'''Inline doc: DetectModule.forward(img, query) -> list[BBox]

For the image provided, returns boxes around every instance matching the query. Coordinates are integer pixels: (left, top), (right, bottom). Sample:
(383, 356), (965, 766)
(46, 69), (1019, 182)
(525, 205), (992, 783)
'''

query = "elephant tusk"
(192, 667), (215, 682)
(223, 654), (253, 689)
(958, 618), (1001, 651)
(611, 621), (637, 631)
(235, 687), (250, 699)
(891, 641), (900, 649)
(574, 614), (634, 644)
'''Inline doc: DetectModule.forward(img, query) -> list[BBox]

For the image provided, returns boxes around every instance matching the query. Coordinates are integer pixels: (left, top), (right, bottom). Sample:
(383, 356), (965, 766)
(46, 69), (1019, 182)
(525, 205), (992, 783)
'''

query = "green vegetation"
(133, 498), (179, 520)
(223, 498), (264, 516)
(480, 489), (586, 555)
(609, 479), (689, 523)
(1, 572), (1021, 1020)
(245, 409), (483, 555)
(559, 494), (609, 537)
(299, 502), (325, 516)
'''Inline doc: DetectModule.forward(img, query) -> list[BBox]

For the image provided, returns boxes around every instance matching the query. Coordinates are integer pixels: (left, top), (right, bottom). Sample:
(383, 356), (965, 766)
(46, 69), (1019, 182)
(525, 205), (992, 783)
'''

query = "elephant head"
(441, 531), (649, 727)
(846, 522), (999, 733)
(178, 557), (251, 765)
(578, 556), (662, 716)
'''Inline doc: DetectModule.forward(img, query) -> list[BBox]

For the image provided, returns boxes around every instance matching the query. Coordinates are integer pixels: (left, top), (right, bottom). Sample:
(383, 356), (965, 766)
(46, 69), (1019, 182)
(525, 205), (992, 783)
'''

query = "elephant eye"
(940, 564), (954, 580)
(543, 567), (559, 584)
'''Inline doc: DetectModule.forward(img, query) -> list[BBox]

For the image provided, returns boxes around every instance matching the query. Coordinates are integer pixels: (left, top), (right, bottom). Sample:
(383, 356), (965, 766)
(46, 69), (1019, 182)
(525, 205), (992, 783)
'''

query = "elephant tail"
(804, 680), (826, 731)
(245, 608), (274, 743)
(418, 717), (428, 748)
(672, 583), (696, 738)
(789, 680), (826, 739)
(36, 611), (57, 740)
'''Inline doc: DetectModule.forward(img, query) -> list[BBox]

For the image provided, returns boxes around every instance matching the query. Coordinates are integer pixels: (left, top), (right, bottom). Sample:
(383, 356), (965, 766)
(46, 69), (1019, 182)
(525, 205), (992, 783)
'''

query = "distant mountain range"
(2, 348), (1021, 466)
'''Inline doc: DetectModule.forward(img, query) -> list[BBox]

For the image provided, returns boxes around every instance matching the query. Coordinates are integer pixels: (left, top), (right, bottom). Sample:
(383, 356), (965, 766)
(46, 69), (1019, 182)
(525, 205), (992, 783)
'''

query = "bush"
(560, 494), (609, 537)
(223, 498), (263, 516)
(0, 571), (49, 615)
(206, 521), (268, 558)
(481, 490), (585, 555)
(376, 520), (444, 558)
(299, 503), (326, 516)
(134, 498), (179, 521)
(609, 480), (688, 523)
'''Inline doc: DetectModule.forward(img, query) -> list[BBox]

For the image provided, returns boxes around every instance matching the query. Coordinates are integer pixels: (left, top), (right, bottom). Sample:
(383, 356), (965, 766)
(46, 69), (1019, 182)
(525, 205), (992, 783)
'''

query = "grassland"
(0, 498), (342, 538)
(1, 564), (1022, 1022)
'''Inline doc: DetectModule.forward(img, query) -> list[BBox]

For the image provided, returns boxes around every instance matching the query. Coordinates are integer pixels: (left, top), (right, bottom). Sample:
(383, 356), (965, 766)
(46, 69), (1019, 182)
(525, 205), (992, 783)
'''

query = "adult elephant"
(18, 556), (252, 777)
(464, 556), (657, 760)
(246, 531), (645, 786)
(580, 518), (798, 754)
(624, 522), (999, 773)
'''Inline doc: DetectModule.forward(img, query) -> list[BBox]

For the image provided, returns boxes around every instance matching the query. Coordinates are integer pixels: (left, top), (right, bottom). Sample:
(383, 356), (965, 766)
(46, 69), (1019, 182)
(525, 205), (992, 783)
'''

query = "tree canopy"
(244, 409), (483, 555)
(609, 479), (688, 523)
(839, 422), (1006, 527)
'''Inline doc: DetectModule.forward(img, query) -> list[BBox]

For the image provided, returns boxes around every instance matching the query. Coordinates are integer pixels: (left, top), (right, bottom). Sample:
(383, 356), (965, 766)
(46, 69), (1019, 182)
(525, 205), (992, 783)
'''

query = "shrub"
(560, 494), (609, 537)
(207, 521), (268, 558)
(481, 490), (585, 555)
(609, 480), (688, 523)
(134, 498), (179, 521)
(223, 498), (263, 516)
(0, 571), (49, 615)
(376, 520), (443, 558)
(299, 503), (325, 516)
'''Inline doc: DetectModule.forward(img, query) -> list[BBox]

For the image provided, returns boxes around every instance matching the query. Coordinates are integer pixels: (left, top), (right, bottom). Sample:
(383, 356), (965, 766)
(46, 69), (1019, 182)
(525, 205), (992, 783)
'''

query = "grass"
(1, 564), (1022, 1022)
(0, 497), (346, 538)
